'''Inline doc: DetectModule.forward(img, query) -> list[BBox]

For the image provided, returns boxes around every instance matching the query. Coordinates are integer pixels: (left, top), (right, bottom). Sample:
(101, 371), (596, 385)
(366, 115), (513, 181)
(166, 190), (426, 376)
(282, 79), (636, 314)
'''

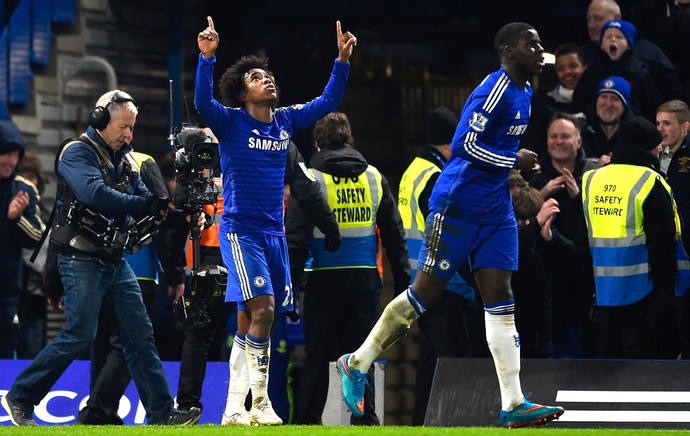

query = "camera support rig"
(168, 81), (227, 331)
(175, 204), (228, 331)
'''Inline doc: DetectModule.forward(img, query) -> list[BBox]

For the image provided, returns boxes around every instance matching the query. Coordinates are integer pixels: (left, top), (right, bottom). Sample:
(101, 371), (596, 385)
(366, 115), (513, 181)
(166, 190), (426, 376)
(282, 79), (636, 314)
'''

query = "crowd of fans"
(513, 0), (690, 360)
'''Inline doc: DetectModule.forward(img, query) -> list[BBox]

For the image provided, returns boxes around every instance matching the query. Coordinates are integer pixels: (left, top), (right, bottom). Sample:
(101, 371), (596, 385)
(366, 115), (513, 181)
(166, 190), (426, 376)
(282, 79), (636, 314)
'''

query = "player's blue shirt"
(430, 67), (532, 224)
(195, 54), (349, 235)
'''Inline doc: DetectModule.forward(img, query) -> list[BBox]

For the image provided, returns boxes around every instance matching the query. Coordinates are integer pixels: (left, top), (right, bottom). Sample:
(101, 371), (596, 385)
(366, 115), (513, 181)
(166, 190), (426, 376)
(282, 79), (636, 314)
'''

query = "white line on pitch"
(559, 410), (690, 423)
(556, 391), (690, 403)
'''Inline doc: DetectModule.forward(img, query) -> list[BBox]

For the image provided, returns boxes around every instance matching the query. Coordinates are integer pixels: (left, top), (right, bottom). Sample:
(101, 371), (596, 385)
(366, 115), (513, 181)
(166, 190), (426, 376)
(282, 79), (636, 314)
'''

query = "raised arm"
(198, 16), (219, 60)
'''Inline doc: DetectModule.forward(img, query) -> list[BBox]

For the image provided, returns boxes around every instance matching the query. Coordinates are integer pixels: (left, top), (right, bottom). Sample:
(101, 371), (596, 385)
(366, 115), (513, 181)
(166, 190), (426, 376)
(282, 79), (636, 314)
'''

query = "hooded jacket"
(286, 145), (410, 294)
(586, 120), (677, 301)
(0, 120), (44, 300)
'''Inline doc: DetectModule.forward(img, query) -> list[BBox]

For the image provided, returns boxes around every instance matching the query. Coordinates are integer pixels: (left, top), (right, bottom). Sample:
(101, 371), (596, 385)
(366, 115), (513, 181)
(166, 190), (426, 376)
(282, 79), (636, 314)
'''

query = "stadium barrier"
(425, 357), (690, 429)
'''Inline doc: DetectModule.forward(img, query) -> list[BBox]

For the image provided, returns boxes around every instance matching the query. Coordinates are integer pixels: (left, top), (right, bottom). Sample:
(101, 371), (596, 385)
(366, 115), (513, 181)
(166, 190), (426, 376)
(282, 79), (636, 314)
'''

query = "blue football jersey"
(430, 67), (533, 224)
(194, 55), (349, 235)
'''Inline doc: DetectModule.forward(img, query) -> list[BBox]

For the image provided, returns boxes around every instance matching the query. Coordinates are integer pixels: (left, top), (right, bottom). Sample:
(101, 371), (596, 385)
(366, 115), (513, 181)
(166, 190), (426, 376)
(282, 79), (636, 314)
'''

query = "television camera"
(171, 124), (228, 331)
(173, 124), (220, 208)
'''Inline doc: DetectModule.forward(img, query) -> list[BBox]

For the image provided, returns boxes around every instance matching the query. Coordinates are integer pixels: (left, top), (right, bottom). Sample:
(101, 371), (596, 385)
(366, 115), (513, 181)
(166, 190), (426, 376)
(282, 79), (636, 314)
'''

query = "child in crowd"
(511, 187), (560, 358)
(573, 19), (660, 121)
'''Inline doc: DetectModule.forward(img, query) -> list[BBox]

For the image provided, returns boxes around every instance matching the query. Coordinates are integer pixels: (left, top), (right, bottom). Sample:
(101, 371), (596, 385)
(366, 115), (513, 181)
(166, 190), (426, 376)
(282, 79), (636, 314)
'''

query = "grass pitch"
(2, 426), (690, 435)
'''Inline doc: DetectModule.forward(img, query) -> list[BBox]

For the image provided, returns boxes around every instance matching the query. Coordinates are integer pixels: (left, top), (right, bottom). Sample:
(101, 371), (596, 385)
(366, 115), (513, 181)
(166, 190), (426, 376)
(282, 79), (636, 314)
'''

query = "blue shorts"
(417, 212), (517, 280)
(219, 231), (293, 313)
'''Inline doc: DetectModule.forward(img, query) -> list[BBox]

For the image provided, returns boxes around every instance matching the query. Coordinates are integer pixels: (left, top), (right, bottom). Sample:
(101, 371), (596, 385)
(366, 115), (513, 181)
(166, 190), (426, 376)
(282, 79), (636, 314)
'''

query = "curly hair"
(218, 55), (279, 108)
(313, 112), (355, 150)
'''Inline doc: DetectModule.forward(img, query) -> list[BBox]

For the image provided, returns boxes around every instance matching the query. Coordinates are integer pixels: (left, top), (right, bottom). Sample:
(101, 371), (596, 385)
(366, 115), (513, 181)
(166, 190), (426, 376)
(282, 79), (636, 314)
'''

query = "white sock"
(351, 287), (427, 373)
(484, 300), (524, 411)
(245, 333), (271, 404)
(224, 332), (248, 415)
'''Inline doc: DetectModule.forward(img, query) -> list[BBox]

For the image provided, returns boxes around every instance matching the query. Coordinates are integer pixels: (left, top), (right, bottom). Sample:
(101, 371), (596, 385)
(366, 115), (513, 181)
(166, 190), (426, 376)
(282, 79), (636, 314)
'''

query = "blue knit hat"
(600, 19), (637, 49)
(597, 76), (631, 108)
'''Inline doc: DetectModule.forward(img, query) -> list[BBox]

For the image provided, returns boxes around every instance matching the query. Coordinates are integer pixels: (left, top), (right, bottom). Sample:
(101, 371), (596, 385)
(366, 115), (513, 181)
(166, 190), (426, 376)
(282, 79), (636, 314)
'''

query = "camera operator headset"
(14, 89), (202, 425)
(48, 91), (170, 261)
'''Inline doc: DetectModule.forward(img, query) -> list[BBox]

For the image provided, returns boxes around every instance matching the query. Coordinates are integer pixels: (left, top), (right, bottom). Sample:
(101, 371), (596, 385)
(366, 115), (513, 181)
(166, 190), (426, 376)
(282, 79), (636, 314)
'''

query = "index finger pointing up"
(207, 16), (214, 30)
(336, 20), (342, 38)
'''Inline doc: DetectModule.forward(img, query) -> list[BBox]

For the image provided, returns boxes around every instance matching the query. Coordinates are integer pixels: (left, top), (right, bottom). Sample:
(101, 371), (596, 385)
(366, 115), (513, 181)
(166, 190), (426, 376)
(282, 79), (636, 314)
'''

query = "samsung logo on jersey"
(248, 138), (290, 151)
(506, 124), (528, 136)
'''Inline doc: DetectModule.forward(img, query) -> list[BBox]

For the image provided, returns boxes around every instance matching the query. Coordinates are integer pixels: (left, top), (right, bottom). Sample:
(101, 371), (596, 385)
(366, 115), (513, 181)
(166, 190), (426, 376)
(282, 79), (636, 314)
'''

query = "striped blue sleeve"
(453, 72), (518, 169)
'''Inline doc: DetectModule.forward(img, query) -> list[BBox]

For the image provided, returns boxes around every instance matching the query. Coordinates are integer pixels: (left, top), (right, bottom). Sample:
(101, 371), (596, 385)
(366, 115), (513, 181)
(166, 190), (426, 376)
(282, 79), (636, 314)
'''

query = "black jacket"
(663, 135), (690, 252)
(530, 148), (599, 330)
(573, 49), (660, 122)
(581, 104), (633, 160)
(609, 145), (677, 297)
(0, 174), (43, 300)
(286, 146), (411, 294)
(581, 38), (683, 105)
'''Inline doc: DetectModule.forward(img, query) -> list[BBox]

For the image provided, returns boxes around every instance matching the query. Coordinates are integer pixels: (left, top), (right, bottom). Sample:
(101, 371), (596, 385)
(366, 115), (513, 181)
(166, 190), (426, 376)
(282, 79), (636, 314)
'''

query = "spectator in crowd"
(524, 43), (587, 157)
(16, 153), (49, 359)
(582, 116), (688, 359)
(545, 44), (588, 118)
(581, 76), (633, 165)
(656, 100), (690, 358)
(657, 100), (690, 237)
(508, 169), (529, 194)
(531, 113), (599, 358)
(573, 19), (660, 121)
(582, 0), (683, 104)
(397, 107), (475, 425)
(511, 187), (559, 358)
(0, 120), (43, 360)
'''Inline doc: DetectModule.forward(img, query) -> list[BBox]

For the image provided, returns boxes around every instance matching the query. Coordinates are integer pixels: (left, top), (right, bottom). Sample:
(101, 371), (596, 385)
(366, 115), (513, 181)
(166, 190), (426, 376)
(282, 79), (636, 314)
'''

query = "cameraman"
(77, 150), (172, 425)
(164, 128), (340, 422)
(160, 127), (232, 416)
(1, 90), (200, 426)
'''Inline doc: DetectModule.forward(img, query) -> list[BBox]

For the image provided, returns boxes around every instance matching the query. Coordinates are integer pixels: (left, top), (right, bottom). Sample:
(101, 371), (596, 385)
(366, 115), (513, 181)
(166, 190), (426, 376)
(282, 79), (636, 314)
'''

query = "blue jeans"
(0, 299), (19, 358)
(7, 253), (174, 424)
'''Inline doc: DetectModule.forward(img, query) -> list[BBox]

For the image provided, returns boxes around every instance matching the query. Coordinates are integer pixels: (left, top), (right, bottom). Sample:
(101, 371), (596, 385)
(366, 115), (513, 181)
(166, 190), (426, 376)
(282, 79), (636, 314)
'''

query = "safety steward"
(582, 116), (690, 359)
(290, 112), (410, 425)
